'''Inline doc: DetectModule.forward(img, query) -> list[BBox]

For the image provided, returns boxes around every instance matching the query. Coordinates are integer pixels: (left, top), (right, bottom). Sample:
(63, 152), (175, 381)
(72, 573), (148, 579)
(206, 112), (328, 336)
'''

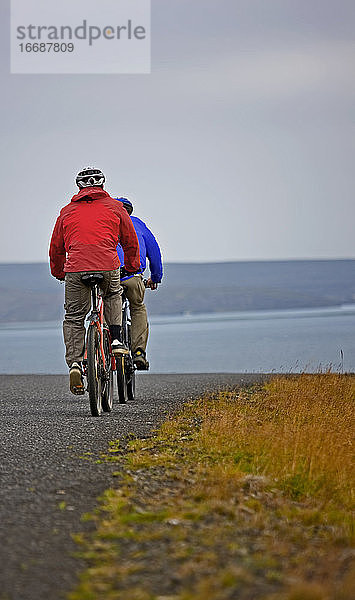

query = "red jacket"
(49, 187), (140, 280)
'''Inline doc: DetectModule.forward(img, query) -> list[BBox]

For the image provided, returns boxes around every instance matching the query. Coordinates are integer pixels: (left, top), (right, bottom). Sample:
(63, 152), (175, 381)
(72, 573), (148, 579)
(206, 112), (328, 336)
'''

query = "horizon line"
(0, 257), (355, 267)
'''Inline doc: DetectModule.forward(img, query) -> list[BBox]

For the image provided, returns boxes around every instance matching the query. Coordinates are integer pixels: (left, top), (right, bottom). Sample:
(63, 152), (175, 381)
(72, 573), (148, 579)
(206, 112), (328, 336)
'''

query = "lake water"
(0, 305), (354, 374)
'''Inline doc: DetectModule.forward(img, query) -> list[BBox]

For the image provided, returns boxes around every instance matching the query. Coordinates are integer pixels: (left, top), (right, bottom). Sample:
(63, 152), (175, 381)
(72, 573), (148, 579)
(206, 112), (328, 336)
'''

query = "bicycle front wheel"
(87, 324), (103, 417)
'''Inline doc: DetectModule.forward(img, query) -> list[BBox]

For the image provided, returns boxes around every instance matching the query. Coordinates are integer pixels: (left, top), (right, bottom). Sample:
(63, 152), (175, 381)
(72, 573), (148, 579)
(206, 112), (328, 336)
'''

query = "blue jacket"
(117, 216), (163, 283)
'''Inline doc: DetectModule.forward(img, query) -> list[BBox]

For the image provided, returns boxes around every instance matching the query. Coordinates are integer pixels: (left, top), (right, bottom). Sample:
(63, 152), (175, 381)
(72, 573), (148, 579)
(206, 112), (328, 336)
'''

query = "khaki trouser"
(63, 270), (122, 367)
(122, 275), (149, 353)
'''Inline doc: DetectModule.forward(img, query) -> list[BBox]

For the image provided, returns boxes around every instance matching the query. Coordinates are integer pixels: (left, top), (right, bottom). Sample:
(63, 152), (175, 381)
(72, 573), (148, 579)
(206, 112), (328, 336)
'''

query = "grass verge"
(69, 374), (354, 600)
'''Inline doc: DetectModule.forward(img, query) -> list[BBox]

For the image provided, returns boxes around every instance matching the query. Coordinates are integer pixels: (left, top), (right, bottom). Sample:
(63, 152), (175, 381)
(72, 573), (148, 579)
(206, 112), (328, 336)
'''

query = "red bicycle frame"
(83, 287), (108, 371)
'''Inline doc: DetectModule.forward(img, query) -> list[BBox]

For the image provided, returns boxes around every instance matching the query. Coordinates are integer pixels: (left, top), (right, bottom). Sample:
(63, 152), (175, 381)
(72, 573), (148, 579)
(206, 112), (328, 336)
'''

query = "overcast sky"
(1, 0), (354, 264)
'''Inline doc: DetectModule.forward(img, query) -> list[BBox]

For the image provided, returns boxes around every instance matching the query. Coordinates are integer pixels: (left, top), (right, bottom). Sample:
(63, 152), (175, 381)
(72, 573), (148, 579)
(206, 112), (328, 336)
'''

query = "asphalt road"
(0, 373), (268, 600)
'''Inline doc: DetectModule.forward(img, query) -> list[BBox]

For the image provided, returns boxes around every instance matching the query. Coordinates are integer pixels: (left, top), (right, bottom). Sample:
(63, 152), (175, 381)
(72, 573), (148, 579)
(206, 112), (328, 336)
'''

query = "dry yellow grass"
(196, 373), (354, 512)
(70, 374), (355, 600)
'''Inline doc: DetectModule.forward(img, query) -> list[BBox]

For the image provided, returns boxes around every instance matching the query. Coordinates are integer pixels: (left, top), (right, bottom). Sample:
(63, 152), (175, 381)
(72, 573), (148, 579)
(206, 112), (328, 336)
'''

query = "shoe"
(111, 339), (129, 356)
(133, 348), (149, 370)
(69, 362), (85, 395)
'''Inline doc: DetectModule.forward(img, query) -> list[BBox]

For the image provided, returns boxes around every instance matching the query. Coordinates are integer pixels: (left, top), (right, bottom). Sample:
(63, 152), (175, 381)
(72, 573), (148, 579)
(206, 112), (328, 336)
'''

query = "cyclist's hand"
(146, 278), (158, 290)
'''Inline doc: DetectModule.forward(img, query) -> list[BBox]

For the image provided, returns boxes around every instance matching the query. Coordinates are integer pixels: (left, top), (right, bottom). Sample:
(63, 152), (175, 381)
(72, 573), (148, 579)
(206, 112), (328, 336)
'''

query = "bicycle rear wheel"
(126, 321), (135, 401)
(102, 329), (113, 413)
(127, 368), (135, 400)
(116, 355), (128, 404)
(87, 324), (103, 417)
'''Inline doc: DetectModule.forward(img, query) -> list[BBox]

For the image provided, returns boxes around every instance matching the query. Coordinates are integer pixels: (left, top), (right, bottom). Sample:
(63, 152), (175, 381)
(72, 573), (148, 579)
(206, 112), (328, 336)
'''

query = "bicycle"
(116, 272), (136, 404)
(81, 273), (114, 417)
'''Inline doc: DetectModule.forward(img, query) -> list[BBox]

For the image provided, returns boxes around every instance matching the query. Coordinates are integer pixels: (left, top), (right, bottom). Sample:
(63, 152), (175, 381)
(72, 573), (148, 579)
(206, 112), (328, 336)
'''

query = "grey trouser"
(63, 270), (122, 368)
(122, 275), (149, 353)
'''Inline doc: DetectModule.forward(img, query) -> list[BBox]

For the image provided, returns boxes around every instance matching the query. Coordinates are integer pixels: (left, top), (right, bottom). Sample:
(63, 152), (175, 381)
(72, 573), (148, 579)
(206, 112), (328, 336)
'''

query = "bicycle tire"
(102, 329), (113, 413)
(125, 320), (135, 401)
(127, 369), (135, 400)
(102, 370), (114, 412)
(87, 324), (103, 417)
(116, 355), (128, 404)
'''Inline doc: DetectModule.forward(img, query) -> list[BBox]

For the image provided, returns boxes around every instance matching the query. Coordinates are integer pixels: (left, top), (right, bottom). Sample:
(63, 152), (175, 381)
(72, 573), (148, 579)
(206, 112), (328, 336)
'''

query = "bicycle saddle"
(81, 273), (104, 286)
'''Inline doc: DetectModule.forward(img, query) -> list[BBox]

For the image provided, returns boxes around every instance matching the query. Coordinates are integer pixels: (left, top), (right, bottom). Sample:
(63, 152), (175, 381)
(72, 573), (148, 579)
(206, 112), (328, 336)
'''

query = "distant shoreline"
(1, 259), (354, 324)
(1, 302), (355, 329)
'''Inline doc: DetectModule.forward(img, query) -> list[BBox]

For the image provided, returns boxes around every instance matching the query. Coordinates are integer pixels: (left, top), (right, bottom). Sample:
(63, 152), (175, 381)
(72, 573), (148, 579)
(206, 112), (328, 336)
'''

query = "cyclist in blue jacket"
(116, 198), (163, 370)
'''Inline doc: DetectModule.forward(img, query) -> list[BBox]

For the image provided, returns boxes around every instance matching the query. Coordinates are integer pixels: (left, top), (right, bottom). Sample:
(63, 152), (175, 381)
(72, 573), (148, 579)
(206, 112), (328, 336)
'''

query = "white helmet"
(76, 167), (105, 189)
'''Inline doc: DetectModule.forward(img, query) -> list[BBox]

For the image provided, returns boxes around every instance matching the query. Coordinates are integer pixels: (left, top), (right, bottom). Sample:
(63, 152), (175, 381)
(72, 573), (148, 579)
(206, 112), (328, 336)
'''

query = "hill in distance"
(0, 260), (354, 323)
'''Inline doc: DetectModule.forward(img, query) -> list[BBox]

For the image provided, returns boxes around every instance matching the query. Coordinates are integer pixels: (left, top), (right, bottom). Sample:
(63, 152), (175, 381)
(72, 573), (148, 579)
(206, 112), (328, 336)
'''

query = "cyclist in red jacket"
(49, 167), (140, 394)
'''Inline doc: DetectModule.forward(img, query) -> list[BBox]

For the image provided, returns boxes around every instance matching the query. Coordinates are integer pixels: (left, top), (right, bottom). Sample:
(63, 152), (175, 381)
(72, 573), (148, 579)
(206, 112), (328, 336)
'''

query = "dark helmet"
(117, 197), (133, 215)
(76, 167), (105, 189)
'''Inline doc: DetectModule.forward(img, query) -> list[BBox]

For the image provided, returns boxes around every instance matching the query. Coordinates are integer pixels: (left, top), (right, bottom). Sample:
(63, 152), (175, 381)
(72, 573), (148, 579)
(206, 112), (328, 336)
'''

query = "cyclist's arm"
(142, 224), (163, 284)
(49, 215), (66, 280)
